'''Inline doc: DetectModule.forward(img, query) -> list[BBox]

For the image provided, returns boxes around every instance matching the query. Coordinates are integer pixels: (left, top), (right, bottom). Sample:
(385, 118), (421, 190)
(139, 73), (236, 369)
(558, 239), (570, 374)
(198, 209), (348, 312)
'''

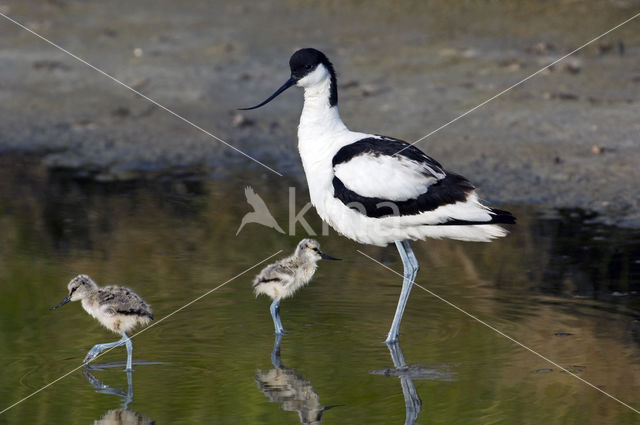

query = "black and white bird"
(253, 239), (339, 334)
(51, 274), (153, 371)
(241, 48), (515, 343)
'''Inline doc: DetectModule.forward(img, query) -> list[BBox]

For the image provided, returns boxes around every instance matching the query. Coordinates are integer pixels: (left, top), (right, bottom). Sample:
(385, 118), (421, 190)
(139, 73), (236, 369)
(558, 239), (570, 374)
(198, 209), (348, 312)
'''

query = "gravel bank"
(1, 0), (639, 224)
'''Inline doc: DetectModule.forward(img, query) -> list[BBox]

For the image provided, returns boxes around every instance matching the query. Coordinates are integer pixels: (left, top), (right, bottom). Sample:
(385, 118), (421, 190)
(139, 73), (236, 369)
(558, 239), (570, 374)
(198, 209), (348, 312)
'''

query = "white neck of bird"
(299, 78), (346, 136)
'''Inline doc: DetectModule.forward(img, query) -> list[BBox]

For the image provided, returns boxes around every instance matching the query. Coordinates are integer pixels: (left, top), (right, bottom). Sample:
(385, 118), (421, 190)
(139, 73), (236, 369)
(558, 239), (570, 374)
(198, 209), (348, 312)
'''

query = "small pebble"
(102, 28), (117, 38)
(32, 60), (70, 71)
(598, 42), (614, 55)
(111, 107), (130, 118)
(232, 113), (253, 128)
(361, 84), (379, 97)
(563, 59), (582, 74)
(561, 365), (585, 374)
(526, 42), (555, 54)
(543, 92), (579, 101)
(130, 78), (150, 91)
(133, 47), (144, 58)
(340, 80), (359, 90)
(504, 61), (523, 72)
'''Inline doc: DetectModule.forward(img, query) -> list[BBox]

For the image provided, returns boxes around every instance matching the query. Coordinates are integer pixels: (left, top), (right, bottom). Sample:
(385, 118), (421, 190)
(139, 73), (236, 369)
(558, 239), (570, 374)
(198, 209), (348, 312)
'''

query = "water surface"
(0, 157), (639, 424)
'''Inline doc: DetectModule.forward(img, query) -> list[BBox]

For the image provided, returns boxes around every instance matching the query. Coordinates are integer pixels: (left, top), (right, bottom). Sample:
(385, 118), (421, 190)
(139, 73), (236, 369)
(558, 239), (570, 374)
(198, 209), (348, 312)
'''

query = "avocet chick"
(51, 274), (153, 371)
(253, 239), (339, 334)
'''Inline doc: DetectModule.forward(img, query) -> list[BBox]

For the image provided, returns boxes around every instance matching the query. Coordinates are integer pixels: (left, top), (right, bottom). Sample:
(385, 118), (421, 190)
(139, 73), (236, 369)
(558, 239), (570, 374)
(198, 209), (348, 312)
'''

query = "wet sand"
(0, 0), (639, 225)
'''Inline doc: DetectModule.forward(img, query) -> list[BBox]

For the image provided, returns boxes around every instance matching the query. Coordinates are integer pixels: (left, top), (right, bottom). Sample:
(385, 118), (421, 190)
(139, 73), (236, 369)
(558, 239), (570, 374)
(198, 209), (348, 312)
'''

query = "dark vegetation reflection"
(255, 334), (335, 425)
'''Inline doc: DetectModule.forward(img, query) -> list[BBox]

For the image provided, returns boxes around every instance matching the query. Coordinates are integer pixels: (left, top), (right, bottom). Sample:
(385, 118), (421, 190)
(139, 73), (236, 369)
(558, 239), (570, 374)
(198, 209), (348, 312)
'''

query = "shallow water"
(1, 157), (640, 424)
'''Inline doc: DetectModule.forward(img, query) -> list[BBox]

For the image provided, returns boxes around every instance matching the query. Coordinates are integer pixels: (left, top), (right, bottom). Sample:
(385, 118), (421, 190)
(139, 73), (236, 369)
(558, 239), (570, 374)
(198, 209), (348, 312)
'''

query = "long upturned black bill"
(50, 295), (71, 310)
(320, 252), (341, 261)
(238, 77), (297, 110)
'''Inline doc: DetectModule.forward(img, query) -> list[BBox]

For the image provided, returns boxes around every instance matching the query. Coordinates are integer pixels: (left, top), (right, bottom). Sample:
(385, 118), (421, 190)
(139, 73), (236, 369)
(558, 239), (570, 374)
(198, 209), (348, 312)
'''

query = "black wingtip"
(489, 208), (517, 225)
(437, 208), (516, 226)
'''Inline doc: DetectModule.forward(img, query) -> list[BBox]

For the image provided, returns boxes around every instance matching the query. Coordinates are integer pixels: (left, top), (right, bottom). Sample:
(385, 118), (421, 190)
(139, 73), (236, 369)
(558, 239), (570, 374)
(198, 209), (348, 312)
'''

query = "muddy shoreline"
(1, 0), (639, 226)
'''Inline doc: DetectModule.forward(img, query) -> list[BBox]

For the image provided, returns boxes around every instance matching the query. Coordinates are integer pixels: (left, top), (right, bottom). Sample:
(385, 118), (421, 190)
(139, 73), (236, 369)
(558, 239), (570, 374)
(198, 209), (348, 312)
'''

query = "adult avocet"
(241, 48), (515, 343)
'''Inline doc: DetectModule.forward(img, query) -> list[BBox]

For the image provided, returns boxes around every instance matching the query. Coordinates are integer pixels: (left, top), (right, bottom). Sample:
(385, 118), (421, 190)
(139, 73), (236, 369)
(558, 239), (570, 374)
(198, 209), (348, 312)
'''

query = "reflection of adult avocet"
(371, 341), (456, 425)
(241, 47), (515, 343)
(256, 334), (335, 425)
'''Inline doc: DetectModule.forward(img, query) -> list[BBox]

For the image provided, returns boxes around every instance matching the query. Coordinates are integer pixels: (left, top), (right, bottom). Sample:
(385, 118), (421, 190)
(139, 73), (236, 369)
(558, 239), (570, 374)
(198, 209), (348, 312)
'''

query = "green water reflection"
(1, 158), (639, 424)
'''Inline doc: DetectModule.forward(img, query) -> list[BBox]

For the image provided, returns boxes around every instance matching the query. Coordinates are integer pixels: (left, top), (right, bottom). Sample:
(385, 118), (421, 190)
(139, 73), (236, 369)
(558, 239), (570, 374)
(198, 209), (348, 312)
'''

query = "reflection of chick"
(93, 409), (155, 425)
(83, 368), (155, 425)
(256, 368), (327, 425)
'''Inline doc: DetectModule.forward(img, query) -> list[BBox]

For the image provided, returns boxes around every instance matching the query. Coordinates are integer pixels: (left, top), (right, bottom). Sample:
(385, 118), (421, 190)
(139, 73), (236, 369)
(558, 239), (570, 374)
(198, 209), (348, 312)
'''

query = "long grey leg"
(83, 334), (130, 365)
(270, 299), (285, 335)
(385, 240), (419, 343)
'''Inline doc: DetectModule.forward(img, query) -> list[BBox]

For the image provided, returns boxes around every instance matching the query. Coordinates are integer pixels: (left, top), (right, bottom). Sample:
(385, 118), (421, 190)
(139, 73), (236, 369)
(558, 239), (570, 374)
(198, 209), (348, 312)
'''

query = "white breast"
(297, 127), (369, 217)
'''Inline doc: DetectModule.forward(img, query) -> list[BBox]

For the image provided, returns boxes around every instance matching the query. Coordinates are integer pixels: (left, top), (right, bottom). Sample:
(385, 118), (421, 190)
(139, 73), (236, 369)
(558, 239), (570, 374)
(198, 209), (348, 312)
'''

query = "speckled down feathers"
(253, 256), (318, 301)
(253, 239), (327, 302)
(81, 285), (153, 334)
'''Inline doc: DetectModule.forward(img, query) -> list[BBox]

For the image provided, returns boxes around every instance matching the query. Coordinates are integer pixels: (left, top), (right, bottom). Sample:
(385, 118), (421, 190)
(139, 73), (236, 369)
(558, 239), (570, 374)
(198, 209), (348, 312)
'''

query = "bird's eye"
(305, 64), (313, 70)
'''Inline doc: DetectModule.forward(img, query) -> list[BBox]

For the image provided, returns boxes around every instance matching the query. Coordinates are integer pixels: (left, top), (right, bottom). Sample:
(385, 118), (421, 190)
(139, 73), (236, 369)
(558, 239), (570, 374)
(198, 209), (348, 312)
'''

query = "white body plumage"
(296, 70), (508, 246)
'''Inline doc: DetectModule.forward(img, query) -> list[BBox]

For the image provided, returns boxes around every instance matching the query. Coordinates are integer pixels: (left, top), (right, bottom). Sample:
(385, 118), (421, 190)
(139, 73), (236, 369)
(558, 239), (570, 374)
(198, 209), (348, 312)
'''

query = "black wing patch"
(258, 277), (281, 284)
(332, 136), (444, 175)
(253, 276), (282, 289)
(332, 172), (474, 218)
(98, 293), (116, 302)
(332, 136), (473, 218)
(331, 136), (516, 223)
(438, 208), (516, 225)
(116, 308), (154, 320)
